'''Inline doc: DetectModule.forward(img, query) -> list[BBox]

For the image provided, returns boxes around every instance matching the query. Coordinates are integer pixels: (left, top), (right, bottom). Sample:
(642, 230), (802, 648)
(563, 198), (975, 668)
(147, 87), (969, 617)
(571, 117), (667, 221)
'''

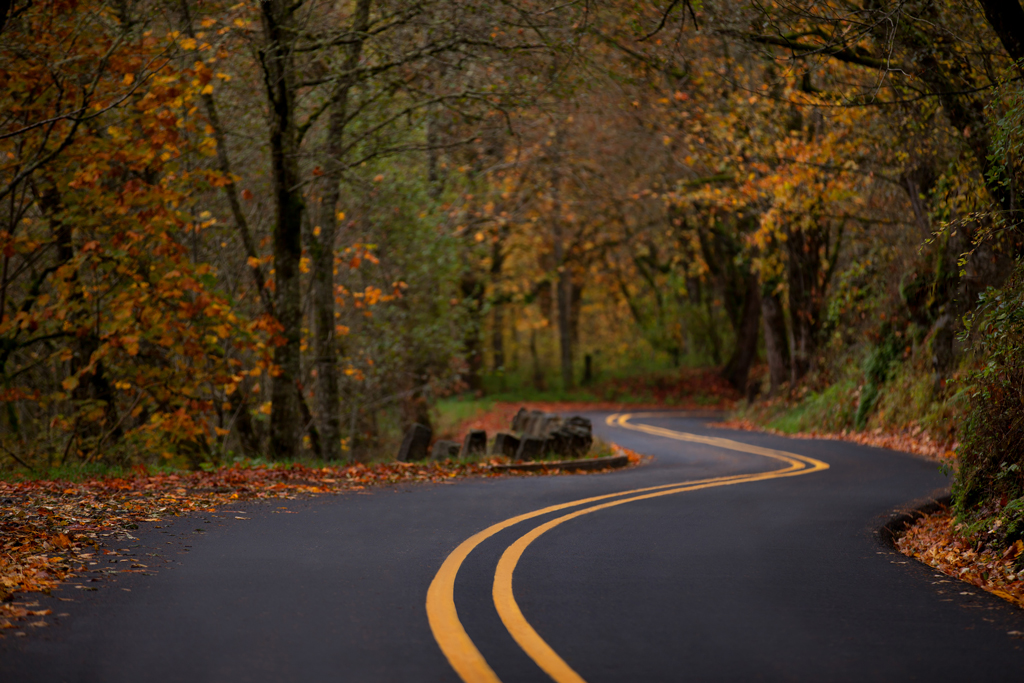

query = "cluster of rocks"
(396, 407), (593, 463)
(507, 408), (593, 461)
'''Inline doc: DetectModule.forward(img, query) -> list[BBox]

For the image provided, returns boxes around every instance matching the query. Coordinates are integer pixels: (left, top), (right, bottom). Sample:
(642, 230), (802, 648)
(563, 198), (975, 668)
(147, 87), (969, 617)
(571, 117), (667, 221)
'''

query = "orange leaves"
(898, 509), (1024, 609)
(1, 455), (604, 628)
(718, 417), (957, 461)
(0, 1), (276, 462)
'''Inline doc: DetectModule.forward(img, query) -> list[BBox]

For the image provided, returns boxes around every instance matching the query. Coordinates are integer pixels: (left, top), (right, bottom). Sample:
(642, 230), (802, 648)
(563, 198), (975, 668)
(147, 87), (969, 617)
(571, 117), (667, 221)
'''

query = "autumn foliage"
(0, 1), (275, 467)
(5, 1), (1024, 615)
(897, 507), (1024, 609)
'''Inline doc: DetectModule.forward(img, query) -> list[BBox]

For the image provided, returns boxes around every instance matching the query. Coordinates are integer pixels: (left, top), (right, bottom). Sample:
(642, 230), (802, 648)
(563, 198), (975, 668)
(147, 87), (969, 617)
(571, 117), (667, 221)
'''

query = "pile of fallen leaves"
(0, 459), (502, 634)
(717, 419), (956, 462)
(897, 507), (1024, 609)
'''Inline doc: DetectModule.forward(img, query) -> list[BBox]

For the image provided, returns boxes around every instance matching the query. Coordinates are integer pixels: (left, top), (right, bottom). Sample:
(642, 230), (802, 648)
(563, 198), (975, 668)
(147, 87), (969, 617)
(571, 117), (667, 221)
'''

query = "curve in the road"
(427, 412), (830, 683)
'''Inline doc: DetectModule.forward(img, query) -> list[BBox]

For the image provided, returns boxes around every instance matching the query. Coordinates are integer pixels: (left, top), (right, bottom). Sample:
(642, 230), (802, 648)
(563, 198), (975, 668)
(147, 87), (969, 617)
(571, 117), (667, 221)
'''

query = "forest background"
(2, 0), (1024, 557)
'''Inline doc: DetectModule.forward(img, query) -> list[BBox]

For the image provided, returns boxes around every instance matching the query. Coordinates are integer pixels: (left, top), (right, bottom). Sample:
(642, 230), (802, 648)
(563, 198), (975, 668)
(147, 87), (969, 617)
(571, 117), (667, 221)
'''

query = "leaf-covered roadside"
(0, 453), (642, 636)
(717, 419), (956, 462)
(1, 462), (488, 633)
(897, 507), (1024, 609)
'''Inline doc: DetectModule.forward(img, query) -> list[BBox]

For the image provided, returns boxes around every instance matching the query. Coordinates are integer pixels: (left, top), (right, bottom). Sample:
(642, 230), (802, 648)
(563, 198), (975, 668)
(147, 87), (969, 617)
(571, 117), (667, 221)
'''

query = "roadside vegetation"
(3, 0), (1024, 618)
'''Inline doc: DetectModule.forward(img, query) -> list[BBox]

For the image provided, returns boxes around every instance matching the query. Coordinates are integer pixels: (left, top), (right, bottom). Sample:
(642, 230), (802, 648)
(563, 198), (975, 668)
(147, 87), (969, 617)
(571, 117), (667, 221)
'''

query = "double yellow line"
(426, 412), (829, 683)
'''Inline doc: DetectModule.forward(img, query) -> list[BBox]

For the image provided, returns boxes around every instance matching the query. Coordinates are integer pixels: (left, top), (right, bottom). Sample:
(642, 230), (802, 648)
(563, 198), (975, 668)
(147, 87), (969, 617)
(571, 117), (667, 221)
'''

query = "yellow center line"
(426, 413), (829, 683)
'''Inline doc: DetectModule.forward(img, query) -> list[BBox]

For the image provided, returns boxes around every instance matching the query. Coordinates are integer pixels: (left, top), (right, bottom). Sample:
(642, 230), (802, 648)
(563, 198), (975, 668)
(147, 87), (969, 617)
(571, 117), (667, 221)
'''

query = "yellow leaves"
(200, 18), (217, 28)
(123, 73), (135, 86)
(337, 211), (346, 221)
(299, 257), (310, 274)
(201, 84), (214, 95)
(61, 376), (79, 391)
(335, 325), (350, 336)
(312, 226), (321, 237)
(179, 38), (197, 50)
(121, 336), (140, 356)
(258, 402), (272, 415)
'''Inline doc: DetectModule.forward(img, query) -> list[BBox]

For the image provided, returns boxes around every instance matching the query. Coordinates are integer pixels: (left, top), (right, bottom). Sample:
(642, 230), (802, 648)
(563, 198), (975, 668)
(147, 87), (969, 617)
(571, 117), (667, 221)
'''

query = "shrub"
(952, 260), (1024, 548)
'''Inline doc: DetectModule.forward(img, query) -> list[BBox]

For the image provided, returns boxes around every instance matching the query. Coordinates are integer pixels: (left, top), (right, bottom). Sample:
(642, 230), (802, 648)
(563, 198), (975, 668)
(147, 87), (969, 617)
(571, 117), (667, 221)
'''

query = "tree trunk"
(492, 306), (505, 369)
(530, 327), (546, 391)
(760, 288), (790, 395)
(490, 227), (506, 383)
(229, 388), (262, 457)
(311, 0), (371, 461)
(721, 272), (761, 392)
(548, 127), (573, 391)
(555, 263), (573, 391)
(786, 225), (826, 384)
(705, 296), (722, 366)
(976, 0), (1024, 79)
(461, 275), (484, 392)
(259, 0), (304, 459)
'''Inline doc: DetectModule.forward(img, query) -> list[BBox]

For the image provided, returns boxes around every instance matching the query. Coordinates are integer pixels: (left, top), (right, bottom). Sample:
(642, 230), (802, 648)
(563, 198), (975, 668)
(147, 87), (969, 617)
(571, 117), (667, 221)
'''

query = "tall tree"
(258, 0), (305, 459)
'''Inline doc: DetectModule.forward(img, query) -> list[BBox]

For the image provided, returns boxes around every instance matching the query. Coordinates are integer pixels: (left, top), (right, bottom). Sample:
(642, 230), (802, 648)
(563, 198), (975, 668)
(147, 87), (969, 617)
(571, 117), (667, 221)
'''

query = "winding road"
(4, 411), (1024, 682)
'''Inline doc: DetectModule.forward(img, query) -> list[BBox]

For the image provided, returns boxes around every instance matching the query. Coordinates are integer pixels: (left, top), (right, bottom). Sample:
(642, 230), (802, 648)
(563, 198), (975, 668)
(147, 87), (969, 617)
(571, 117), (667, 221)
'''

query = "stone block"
(431, 440), (461, 461)
(460, 429), (487, 458)
(397, 423), (432, 461)
(566, 415), (592, 432)
(511, 408), (530, 432)
(515, 436), (546, 461)
(523, 410), (546, 436)
(545, 429), (571, 458)
(491, 432), (521, 458)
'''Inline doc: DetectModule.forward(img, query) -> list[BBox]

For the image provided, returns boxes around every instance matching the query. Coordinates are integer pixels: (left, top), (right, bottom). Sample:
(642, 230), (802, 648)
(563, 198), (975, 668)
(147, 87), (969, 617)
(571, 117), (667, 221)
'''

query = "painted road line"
(490, 414), (829, 683)
(609, 412), (830, 470)
(425, 472), (768, 683)
(427, 413), (829, 683)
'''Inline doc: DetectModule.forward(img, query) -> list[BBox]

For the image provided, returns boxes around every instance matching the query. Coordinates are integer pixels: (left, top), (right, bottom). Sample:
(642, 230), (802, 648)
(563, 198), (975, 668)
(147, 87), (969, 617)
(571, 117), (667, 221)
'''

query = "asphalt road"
(4, 411), (1024, 682)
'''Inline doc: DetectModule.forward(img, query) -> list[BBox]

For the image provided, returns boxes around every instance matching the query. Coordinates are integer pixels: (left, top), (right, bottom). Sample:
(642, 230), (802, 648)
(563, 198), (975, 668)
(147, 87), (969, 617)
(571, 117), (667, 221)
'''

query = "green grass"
(432, 395), (497, 438)
(765, 381), (858, 434)
(732, 379), (860, 435)
(0, 460), (184, 483)
(481, 350), (694, 396)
